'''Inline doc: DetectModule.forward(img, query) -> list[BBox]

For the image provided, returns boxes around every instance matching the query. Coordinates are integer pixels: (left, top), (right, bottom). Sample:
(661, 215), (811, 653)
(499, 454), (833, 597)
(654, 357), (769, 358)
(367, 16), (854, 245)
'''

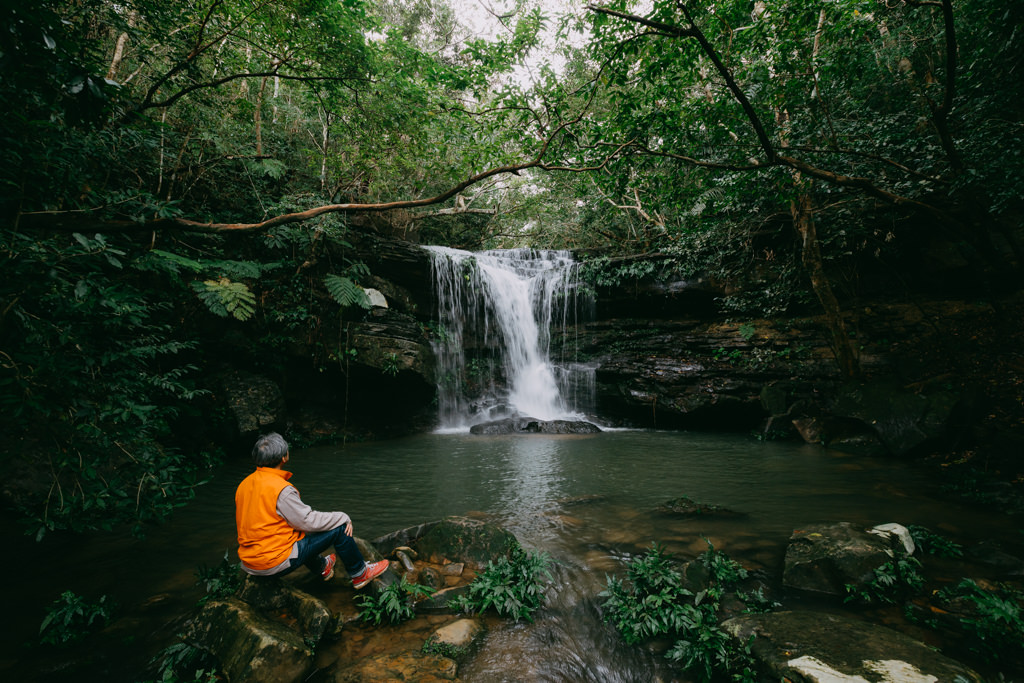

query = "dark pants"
(282, 525), (367, 578)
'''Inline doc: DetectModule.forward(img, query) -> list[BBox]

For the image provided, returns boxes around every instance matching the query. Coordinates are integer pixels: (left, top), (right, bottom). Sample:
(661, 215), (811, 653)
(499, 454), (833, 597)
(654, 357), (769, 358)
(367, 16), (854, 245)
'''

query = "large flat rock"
(723, 611), (982, 682)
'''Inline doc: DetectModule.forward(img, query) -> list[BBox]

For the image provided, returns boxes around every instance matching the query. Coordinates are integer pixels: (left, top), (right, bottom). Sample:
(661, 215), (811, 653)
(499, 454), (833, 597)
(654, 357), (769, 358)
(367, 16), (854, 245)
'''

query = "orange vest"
(235, 467), (305, 570)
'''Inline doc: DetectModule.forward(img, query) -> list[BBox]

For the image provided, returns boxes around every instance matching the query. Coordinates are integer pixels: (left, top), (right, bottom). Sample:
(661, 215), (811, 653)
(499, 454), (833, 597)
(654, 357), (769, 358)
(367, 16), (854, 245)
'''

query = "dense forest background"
(1, 0), (1021, 541)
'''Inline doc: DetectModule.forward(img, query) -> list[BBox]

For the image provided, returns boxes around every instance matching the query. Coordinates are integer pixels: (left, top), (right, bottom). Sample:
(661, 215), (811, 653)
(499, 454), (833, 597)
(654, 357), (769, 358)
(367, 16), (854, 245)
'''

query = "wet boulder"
(783, 522), (910, 596)
(183, 597), (314, 683)
(423, 618), (486, 660)
(374, 517), (518, 569)
(236, 575), (337, 642)
(723, 610), (982, 682)
(830, 378), (974, 456)
(413, 517), (519, 568)
(216, 370), (286, 439)
(469, 417), (602, 435)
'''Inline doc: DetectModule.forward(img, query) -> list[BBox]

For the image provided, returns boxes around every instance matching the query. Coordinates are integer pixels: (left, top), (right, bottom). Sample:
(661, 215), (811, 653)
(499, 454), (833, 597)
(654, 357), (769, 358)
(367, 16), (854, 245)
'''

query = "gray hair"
(252, 432), (289, 467)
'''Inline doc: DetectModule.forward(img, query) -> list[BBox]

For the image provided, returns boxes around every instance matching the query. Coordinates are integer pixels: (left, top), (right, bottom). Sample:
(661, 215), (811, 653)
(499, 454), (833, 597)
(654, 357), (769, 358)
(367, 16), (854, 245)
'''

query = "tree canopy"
(1, 0), (1021, 537)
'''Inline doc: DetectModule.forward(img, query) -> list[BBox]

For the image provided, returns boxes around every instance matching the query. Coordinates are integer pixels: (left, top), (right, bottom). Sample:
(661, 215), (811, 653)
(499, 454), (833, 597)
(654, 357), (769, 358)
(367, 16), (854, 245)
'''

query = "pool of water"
(3, 430), (1017, 681)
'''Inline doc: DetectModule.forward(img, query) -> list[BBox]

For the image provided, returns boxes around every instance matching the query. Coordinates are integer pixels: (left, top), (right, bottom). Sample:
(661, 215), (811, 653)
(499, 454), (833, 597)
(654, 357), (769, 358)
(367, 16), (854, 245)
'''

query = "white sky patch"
(454, 0), (590, 83)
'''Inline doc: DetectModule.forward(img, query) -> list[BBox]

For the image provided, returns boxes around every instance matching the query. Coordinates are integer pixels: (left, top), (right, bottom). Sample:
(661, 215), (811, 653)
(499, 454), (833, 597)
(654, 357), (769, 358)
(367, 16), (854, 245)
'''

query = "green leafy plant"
(356, 575), (434, 625)
(450, 545), (553, 622)
(382, 353), (400, 377)
(600, 543), (756, 681)
(665, 605), (755, 683)
(196, 550), (244, 605)
(146, 641), (219, 683)
(699, 538), (748, 598)
(39, 591), (113, 645)
(712, 347), (743, 364)
(324, 274), (371, 309)
(737, 586), (781, 614)
(845, 555), (925, 605)
(908, 525), (964, 558)
(936, 579), (1024, 666)
(600, 543), (694, 645)
(190, 278), (257, 321)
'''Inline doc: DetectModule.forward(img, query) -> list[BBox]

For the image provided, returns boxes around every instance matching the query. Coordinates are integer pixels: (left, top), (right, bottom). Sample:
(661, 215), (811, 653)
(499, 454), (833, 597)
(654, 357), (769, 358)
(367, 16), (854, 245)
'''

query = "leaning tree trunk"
(791, 191), (860, 379)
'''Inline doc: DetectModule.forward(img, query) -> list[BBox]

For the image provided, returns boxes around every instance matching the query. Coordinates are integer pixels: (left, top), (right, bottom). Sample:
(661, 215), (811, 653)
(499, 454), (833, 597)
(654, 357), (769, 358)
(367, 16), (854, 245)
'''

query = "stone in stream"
(656, 494), (745, 518)
(783, 522), (912, 597)
(423, 618), (486, 660)
(468, 417), (602, 435)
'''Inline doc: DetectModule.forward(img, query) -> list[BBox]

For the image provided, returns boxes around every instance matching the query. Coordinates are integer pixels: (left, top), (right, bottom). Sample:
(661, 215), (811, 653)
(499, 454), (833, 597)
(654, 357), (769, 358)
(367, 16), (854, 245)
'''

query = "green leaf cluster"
(39, 591), (113, 646)
(908, 525), (964, 559)
(935, 579), (1024, 666)
(844, 554), (925, 606)
(195, 551), (245, 605)
(356, 575), (435, 625)
(600, 542), (757, 682)
(0, 229), (223, 538)
(450, 544), (554, 622)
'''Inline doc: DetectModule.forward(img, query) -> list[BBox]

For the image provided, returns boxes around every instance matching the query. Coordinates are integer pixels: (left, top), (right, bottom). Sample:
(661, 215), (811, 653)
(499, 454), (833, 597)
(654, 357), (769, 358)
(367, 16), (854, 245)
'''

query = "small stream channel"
(4, 430), (1018, 681)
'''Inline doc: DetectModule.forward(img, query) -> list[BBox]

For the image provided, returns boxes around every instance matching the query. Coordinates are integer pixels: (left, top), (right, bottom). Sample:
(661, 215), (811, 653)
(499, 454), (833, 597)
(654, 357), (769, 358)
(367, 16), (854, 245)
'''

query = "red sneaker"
(352, 560), (389, 589)
(320, 553), (337, 581)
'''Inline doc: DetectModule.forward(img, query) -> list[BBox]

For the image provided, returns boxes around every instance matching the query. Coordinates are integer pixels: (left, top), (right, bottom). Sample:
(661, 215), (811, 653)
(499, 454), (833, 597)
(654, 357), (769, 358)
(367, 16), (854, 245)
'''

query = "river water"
(4, 429), (1015, 682)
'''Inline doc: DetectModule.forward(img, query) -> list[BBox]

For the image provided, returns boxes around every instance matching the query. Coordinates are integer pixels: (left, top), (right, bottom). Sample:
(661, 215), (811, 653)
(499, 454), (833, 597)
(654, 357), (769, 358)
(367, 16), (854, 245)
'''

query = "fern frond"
(191, 278), (257, 321)
(324, 274), (371, 309)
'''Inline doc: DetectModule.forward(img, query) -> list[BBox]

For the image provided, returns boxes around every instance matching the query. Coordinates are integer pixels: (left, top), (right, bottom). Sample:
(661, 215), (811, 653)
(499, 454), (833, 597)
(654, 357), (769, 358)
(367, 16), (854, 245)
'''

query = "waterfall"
(426, 246), (595, 430)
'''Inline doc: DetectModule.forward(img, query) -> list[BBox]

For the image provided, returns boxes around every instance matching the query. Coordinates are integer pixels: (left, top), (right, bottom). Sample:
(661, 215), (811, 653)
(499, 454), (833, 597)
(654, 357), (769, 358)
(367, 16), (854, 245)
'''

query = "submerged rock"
(723, 611), (982, 682)
(657, 495), (745, 518)
(335, 650), (458, 682)
(468, 417), (602, 435)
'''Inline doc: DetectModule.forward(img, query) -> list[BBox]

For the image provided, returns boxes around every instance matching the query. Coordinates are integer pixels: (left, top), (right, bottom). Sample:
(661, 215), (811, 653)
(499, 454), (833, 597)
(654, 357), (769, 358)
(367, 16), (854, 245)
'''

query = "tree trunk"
(105, 11), (138, 82)
(254, 76), (269, 157)
(791, 192), (860, 379)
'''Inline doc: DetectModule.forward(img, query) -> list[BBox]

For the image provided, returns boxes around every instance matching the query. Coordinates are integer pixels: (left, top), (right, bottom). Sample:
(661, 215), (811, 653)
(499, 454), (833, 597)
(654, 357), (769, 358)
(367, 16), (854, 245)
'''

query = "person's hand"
(345, 521), (353, 536)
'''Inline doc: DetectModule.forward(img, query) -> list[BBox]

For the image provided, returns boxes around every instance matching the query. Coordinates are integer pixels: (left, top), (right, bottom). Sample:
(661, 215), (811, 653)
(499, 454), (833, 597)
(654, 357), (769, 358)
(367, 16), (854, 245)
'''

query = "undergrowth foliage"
(356, 576), (435, 625)
(450, 544), (554, 622)
(844, 554), (924, 606)
(935, 579), (1024, 667)
(0, 231), (220, 539)
(39, 591), (113, 646)
(0, 213), (372, 537)
(600, 542), (757, 682)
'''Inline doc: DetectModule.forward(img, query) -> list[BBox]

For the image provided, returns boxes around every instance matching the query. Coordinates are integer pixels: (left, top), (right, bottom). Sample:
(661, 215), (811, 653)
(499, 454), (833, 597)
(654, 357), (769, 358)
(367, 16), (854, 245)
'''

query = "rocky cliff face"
(222, 235), (1010, 473)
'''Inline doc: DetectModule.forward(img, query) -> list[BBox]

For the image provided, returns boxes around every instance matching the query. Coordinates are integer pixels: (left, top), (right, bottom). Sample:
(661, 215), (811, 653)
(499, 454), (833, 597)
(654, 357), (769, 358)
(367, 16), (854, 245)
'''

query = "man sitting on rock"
(235, 432), (388, 588)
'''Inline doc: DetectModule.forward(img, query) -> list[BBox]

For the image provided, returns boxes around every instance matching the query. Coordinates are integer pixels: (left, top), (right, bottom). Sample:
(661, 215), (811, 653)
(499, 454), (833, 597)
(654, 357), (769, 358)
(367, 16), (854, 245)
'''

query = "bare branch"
(143, 69), (368, 111)
(588, 5), (697, 38)
(590, 2), (776, 162)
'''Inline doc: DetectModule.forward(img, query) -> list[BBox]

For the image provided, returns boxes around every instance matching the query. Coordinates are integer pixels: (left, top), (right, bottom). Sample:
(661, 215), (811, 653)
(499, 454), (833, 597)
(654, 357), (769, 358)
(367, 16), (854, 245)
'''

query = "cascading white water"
(426, 246), (595, 430)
